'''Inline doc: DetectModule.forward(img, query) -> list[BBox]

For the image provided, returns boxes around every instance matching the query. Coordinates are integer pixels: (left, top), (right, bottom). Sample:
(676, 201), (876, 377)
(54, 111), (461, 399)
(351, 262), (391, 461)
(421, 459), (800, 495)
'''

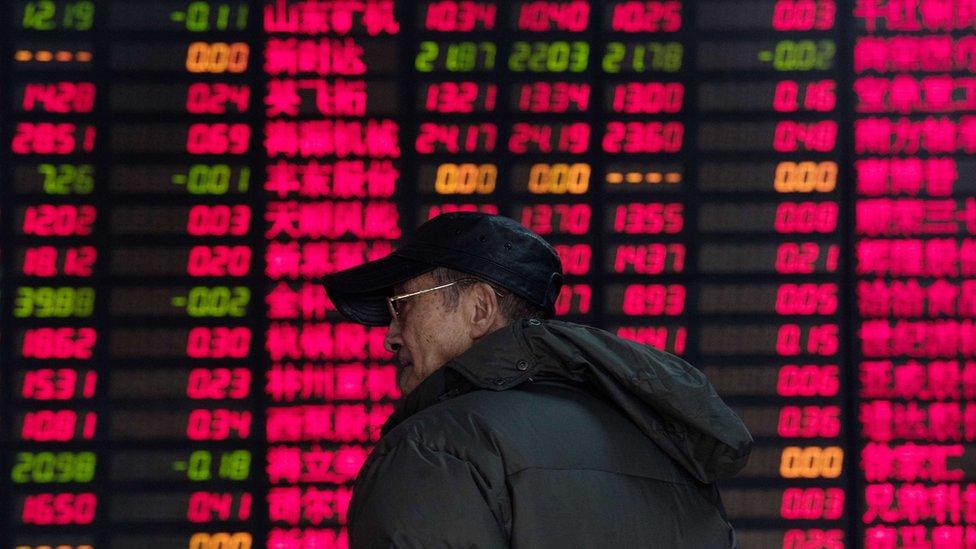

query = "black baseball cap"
(323, 212), (564, 326)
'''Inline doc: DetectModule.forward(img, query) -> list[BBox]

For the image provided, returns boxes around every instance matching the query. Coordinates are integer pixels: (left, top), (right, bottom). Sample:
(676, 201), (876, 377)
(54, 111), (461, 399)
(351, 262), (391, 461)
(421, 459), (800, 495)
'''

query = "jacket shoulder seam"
(370, 429), (502, 479)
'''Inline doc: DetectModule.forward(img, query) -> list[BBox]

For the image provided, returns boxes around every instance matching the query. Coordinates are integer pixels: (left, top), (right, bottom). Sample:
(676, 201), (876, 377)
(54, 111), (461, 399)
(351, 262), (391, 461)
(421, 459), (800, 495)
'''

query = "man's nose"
(384, 319), (403, 352)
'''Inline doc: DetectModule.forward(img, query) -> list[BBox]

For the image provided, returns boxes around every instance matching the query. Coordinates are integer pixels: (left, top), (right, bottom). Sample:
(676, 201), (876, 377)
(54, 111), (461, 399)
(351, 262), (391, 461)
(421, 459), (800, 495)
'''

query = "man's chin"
(397, 368), (416, 396)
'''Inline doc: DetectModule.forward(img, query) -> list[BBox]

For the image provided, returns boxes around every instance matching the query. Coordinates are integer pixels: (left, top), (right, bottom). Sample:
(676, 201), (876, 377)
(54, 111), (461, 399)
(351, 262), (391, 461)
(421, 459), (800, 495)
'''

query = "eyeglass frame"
(385, 279), (506, 322)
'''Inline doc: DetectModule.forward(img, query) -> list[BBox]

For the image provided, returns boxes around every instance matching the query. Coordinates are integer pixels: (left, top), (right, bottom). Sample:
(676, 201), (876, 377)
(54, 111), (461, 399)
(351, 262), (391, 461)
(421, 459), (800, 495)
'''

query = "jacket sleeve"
(347, 438), (509, 549)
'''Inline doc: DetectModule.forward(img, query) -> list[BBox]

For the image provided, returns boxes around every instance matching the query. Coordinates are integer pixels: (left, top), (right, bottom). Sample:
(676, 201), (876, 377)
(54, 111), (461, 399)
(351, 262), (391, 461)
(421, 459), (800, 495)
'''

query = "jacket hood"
(384, 319), (753, 484)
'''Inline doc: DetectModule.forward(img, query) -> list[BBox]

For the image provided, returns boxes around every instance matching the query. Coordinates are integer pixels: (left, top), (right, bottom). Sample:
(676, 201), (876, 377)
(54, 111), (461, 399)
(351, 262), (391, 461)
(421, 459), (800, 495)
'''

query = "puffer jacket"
(347, 319), (753, 548)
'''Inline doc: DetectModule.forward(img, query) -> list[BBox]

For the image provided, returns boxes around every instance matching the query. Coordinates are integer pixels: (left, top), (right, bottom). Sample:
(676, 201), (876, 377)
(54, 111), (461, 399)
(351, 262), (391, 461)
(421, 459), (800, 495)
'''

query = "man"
(323, 212), (752, 548)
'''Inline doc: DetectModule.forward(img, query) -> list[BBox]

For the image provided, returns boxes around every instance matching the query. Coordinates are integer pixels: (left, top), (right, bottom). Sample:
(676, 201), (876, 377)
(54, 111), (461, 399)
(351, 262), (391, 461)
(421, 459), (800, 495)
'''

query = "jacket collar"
(380, 319), (545, 436)
(447, 318), (545, 390)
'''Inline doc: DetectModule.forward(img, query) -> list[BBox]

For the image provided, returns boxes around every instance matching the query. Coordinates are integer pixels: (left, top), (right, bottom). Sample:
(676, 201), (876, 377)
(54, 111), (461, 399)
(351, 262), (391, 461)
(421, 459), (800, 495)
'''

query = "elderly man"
(323, 212), (752, 548)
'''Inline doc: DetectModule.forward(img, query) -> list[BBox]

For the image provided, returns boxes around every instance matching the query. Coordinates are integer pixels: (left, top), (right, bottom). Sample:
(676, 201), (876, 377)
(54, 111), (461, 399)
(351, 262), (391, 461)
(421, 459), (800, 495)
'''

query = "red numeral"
(186, 123), (250, 154)
(553, 244), (592, 275)
(780, 488), (844, 520)
(773, 121), (837, 152)
(22, 493), (97, 525)
(778, 406), (841, 437)
(772, 0), (836, 31)
(187, 245), (251, 277)
(516, 82), (590, 113)
(554, 284), (592, 315)
(775, 283), (838, 315)
(186, 327), (251, 358)
(777, 365), (839, 397)
(610, 82), (683, 113)
(187, 368), (251, 399)
(22, 205), (96, 236)
(612, 244), (685, 274)
(776, 324), (838, 356)
(613, 203), (683, 234)
(424, 1), (497, 31)
(22, 327), (96, 359)
(186, 83), (250, 114)
(21, 369), (95, 400)
(187, 409), (251, 440)
(602, 121), (683, 153)
(610, 1), (682, 32)
(22, 82), (96, 113)
(12, 123), (90, 154)
(187, 205), (251, 236)
(22, 410), (96, 441)
(516, 1), (589, 31)
(622, 284), (685, 315)
(518, 204), (591, 235)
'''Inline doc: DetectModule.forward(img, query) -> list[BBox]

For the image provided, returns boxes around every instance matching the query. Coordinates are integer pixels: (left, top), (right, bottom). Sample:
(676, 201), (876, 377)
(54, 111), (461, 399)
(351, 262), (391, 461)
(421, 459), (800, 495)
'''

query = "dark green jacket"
(348, 319), (753, 548)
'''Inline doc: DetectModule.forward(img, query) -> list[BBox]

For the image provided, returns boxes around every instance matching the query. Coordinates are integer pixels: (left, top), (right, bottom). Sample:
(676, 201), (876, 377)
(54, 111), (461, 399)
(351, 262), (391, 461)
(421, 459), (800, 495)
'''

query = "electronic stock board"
(2, 1), (976, 547)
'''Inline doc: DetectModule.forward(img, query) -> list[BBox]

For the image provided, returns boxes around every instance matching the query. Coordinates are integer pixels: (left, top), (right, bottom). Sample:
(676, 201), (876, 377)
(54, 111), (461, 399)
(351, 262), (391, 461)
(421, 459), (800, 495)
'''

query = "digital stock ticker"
(2, 1), (976, 548)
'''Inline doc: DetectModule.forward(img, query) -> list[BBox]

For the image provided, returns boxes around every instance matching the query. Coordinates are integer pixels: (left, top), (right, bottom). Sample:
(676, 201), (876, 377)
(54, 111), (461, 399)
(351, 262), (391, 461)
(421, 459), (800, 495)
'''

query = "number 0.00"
(780, 446), (843, 479)
(434, 163), (496, 194)
(189, 532), (252, 549)
(774, 161), (836, 193)
(527, 163), (590, 194)
(186, 42), (249, 73)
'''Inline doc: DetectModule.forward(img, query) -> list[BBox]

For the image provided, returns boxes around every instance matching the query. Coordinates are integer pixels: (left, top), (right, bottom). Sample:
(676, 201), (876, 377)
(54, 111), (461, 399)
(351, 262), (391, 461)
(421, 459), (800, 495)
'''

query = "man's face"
(384, 274), (471, 396)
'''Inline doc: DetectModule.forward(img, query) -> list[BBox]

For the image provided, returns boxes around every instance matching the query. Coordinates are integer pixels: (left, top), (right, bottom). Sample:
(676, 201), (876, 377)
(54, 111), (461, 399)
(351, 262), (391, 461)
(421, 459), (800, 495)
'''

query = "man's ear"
(467, 282), (501, 340)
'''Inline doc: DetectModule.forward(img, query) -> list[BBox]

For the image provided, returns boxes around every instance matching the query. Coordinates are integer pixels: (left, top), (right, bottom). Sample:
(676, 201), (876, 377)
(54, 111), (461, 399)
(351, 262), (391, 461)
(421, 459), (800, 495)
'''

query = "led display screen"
(2, 1), (975, 547)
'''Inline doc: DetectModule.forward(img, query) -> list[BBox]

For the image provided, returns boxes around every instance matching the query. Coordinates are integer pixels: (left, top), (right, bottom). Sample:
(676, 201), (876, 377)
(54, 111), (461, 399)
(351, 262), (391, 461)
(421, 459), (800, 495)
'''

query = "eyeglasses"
(385, 280), (506, 322)
(385, 281), (461, 322)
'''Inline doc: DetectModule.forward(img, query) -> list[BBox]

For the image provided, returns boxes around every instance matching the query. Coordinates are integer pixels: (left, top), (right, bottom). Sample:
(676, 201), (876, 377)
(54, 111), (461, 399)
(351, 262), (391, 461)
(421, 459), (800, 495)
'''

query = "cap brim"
(323, 253), (435, 326)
